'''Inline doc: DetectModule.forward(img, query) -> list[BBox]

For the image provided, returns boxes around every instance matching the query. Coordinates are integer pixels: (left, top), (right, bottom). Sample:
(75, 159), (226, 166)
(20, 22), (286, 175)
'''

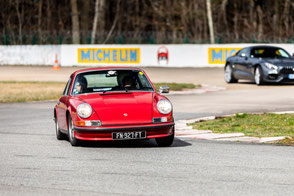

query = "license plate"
(112, 131), (146, 140)
(289, 74), (294, 79)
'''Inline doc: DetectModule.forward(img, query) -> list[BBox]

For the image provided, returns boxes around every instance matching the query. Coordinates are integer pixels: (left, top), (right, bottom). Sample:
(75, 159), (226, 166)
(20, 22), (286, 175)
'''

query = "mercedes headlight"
(265, 62), (278, 70)
(77, 103), (92, 118)
(157, 99), (172, 115)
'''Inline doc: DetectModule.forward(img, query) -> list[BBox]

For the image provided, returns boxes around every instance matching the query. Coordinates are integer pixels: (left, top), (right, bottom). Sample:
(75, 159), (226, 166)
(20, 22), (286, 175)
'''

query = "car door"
(233, 48), (249, 79)
(238, 48), (253, 79)
(57, 76), (73, 131)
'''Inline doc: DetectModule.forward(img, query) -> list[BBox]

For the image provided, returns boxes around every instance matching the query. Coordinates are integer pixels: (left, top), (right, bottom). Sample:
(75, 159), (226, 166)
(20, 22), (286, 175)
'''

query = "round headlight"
(77, 103), (92, 118)
(157, 99), (172, 115)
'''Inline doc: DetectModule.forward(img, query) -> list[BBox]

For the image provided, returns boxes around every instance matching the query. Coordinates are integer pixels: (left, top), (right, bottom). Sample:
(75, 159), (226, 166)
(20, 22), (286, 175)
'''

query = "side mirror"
(159, 86), (169, 93)
(292, 53), (294, 57)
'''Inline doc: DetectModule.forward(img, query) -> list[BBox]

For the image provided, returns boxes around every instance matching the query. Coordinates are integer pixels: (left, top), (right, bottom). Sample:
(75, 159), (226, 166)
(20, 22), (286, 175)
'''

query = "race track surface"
(0, 66), (293, 195)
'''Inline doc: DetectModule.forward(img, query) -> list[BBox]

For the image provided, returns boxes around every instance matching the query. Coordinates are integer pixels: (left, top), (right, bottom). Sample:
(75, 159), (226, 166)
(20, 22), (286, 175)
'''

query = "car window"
(71, 70), (154, 95)
(238, 48), (249, 57)
(251, 47), (291, 58)
(277, 49), (290, 58)
(63, 77), (73, 96)
(86, 74), (118, 87)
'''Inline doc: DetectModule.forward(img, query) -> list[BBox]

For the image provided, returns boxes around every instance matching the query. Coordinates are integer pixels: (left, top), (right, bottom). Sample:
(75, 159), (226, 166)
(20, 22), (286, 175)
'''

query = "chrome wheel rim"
(225, 66), (232, 82)
(255, 68), (260, 84)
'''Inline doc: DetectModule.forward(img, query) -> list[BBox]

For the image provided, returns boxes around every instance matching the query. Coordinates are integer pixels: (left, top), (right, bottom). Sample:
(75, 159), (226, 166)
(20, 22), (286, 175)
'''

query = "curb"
(175, 111), (294, 144)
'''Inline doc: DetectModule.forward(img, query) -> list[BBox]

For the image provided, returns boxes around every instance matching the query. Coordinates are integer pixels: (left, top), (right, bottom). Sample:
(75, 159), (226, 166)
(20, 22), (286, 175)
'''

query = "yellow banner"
(78, 48), (140, 64)
(208, 48), (241, 64)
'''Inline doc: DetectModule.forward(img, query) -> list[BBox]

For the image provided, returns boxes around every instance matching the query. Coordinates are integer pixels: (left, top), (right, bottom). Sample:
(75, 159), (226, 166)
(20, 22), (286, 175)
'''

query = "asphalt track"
(0, 67), (294, 195)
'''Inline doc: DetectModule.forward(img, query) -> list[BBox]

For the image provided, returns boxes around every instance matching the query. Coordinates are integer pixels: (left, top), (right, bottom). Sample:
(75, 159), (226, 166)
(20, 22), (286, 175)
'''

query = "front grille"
(280, 66), (294, 74)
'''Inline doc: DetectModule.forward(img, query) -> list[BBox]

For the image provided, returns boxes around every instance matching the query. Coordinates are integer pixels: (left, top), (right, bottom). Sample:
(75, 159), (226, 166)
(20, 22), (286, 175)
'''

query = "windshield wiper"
(103, 90), (111, 94)
(101, 91), (132, 96)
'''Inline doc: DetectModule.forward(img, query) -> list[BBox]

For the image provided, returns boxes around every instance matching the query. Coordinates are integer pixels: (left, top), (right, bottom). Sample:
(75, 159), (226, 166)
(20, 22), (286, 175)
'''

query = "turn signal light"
(75, 121), (85, 126)
(75, 120), (101, 127)
(153, 116), (173, 123)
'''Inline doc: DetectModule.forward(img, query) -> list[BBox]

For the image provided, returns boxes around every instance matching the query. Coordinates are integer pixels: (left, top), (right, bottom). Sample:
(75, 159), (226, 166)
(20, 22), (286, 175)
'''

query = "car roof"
(248, 45), (282, 49)
(72, 67), (144, 75)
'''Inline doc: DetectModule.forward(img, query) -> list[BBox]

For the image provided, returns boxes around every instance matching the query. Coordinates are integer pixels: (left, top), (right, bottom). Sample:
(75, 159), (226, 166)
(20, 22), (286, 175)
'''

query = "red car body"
(54, 67), (174, 146)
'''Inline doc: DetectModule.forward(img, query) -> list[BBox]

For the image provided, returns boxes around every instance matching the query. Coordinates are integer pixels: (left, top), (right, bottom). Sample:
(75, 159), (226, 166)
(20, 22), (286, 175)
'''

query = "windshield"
(71, 69), (154, 95)
(251, 47), (291, 58)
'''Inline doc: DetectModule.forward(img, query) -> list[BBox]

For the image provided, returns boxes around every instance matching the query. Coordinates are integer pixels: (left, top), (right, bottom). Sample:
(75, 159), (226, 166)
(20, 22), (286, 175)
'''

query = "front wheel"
(254, 66), (264, 85)
(224, 64), (238, 83)
(67, 115), (79, 146)
(155, 127), (174, 147)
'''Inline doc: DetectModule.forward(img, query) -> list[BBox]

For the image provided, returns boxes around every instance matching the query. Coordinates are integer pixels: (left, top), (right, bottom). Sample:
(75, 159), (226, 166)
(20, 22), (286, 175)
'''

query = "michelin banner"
(61, 44), (294, 67)
(0, 44), (293, 67)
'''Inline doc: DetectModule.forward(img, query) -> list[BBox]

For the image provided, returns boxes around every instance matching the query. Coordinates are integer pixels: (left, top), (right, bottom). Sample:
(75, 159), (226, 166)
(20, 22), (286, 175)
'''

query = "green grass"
(0, 81), (199, 103)
(0, 81), (66, 103)
(153, 83), (200, 91)
(190, 113), (294, 145)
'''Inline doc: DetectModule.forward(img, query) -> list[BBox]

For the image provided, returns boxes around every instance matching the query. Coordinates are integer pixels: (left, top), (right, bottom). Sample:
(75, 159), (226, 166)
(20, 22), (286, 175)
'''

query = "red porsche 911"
(54, 67), (174, 146)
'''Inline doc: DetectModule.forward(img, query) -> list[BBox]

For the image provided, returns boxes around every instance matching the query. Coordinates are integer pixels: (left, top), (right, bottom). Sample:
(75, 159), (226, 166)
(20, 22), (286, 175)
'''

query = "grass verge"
(0, 81), (66, 103)
(0, 81), (199, 103)
(190, 113), (294, 145)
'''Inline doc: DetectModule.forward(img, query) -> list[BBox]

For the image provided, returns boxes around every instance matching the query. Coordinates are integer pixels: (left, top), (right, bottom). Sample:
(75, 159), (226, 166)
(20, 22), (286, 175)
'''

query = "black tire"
(254, 66), (265, 85)
(224, 64), (238, 83)
(67, 114), (79, 146)
(155, 127), (174, 147)
(55, 117), (65, 140)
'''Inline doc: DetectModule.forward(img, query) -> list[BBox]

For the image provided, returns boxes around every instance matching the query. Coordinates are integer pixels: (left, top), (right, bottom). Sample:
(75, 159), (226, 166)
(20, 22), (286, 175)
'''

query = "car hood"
(263, 58), (294, 67)
(78, 91), (153, 126)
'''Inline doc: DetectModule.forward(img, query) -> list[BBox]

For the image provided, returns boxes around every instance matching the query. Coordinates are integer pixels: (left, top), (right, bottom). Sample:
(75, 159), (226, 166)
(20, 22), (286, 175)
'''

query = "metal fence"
(1, 31), (294, 45)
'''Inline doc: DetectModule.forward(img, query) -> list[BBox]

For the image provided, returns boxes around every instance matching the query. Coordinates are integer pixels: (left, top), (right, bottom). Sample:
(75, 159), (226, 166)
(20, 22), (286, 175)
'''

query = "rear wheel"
(254, 66), (264, 85)
(224, 64), (238, 83)
(55, 117), (65, 140)
(155, 127), (174, 147)
(67, 114), (79, 146)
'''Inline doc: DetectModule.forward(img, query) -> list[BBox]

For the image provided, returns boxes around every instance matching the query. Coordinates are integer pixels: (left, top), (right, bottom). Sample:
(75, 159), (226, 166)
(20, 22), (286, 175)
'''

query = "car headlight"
(157, 99), (172, 115)
(77, 103), (92, 118)
(265, 62), (278, 70)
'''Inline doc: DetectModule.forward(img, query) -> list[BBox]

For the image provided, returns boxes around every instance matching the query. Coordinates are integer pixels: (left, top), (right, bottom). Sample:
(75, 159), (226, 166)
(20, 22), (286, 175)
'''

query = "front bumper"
(73, 122), (174, 141)
(262, 66), (294, 83)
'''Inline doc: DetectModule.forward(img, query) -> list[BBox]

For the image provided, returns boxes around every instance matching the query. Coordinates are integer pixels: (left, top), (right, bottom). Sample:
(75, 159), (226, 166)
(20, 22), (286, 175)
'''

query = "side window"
(238, 48), (249, 57)
(244, 48), (250, 57)
(277, 49), (290, 58)
(63, 77), (73, 96)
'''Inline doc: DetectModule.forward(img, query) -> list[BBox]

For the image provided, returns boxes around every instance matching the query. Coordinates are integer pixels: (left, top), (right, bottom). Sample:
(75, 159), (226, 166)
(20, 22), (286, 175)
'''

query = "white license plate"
(289, 74), (294, 79)
(112, 131), (146, 140)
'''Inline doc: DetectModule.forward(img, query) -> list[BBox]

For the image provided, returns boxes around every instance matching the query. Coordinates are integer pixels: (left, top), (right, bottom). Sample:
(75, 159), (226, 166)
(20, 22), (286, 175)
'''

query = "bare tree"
(206, 0), (214, 43)
(103, 0), (120, 44)
(37, 0), (43, 40)
(14, 0), (23, 43)
(71, 0), (80, 44)
(81, 0), (90, 38)
(1, 0), (294, 45)
(91, 0), (105, 44)
(256, 3), (263, 41)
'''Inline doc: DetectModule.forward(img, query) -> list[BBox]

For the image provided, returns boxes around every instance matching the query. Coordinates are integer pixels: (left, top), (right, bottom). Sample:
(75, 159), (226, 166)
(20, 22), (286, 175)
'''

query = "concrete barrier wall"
(1, 44), (293, 67)
(0, 45), (60, 66)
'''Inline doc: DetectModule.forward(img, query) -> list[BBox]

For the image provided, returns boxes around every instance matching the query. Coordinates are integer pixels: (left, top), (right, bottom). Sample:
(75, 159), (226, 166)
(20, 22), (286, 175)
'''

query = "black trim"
(74, 123), (174, 132)
(100, 92), (133, 96)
